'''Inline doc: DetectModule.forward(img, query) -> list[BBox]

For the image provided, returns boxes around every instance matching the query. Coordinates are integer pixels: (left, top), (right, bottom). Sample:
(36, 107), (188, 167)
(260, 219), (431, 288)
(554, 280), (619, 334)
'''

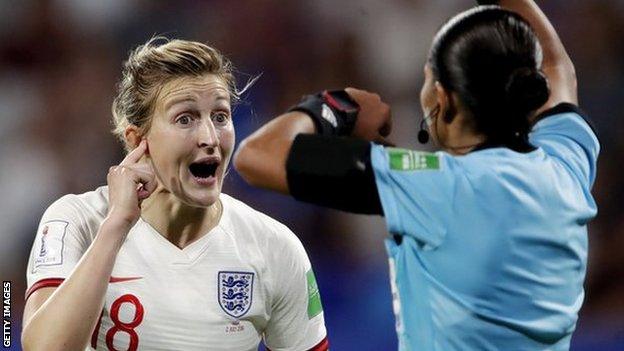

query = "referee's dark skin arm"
(234, 88), (391, 194)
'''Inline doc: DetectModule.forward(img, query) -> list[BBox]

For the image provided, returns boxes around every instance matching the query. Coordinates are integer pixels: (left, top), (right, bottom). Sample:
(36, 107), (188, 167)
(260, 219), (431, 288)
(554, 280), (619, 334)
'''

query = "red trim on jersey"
(109, 276), (143, 283)
(25, 278), (65, 300)
(26, 276), (143, 300)
(309, 337), (329, 351)
(266, 337), (329, 351)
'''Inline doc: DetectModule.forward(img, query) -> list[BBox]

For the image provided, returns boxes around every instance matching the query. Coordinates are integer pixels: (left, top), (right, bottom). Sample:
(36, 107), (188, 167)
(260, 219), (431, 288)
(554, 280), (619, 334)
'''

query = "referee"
(234, 1), (598, 350)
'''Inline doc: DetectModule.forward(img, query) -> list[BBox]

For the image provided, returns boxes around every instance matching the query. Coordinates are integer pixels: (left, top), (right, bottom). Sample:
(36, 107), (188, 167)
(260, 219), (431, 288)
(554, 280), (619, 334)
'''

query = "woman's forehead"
(159, 75), (230, 110)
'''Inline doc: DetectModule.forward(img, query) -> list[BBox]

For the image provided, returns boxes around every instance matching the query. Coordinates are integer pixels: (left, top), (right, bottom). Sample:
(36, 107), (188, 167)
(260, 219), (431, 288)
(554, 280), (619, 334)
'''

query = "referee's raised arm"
(234, 111), (316, 194)
(234, 88), (392, 198)
(489, 0), (577, 110)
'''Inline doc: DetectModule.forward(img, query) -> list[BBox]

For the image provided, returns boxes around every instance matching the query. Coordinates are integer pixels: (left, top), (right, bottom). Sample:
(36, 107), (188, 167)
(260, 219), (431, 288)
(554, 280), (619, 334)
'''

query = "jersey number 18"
(91, 294), (145, 351)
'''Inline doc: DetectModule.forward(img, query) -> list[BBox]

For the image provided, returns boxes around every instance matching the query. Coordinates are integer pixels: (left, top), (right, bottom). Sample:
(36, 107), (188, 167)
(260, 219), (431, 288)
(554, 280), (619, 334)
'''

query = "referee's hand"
(345, 87), (393, 145)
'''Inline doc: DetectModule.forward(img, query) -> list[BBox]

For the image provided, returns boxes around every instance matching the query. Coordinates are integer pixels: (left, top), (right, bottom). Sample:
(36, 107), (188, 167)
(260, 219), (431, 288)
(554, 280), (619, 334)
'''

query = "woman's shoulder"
(457, 147), (545, 173)
(457, 148), (556, 196)
(42, 186), (109, 227)
(219, 193), (298, 243)
(38, 186), (109, 242)
(219, 193), (310, 267)
(47, 186), (109, 215)
(220, 193), (290, 230)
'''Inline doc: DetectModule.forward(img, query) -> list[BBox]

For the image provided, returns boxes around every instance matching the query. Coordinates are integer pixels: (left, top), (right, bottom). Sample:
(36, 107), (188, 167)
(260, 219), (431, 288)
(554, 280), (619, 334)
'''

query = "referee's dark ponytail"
(505, 67), (550, 120)
(429, 6), (550, 145)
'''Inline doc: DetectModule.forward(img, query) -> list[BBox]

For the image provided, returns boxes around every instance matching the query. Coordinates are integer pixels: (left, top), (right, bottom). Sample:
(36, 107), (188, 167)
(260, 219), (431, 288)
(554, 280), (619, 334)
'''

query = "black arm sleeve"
(286, 134), (383, 215)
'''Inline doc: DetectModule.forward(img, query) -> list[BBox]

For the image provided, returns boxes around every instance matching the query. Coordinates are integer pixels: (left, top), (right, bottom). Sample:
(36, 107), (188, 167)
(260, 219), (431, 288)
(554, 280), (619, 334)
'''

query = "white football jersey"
(26, 186), (328, 351)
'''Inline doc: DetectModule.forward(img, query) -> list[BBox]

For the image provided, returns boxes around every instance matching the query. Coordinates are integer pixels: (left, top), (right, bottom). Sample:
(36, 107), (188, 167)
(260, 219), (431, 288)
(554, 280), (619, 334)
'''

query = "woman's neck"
(139, 189), (223, 249)
(444, 135), (485, 155)
(439, 112), (486, 155)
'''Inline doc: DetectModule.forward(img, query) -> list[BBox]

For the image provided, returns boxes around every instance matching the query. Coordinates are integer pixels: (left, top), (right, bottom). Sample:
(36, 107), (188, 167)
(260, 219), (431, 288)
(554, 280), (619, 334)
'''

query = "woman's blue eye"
(212, 112), (229, 124)
(176, 115), (192, 125)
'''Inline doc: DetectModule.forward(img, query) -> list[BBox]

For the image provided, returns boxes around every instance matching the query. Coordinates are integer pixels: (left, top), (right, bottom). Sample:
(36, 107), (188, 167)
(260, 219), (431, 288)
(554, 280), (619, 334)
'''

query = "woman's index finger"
(120, 140), (147, 166)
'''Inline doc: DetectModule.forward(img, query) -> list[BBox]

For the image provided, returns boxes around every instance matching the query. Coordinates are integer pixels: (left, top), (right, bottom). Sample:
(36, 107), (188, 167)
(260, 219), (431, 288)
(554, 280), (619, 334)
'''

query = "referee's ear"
(434, 81), (455, 124)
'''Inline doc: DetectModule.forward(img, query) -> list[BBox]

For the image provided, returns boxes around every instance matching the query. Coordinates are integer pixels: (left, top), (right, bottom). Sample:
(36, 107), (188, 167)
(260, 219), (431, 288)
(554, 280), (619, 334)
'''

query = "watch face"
(323, 90), (360, 113)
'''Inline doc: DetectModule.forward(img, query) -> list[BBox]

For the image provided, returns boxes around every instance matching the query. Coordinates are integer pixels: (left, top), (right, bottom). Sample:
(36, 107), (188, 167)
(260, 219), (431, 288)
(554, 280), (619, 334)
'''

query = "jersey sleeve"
(530, 103), (600, 187)
(25, 195), (91, 299)
(263, 223), (328, 351)
(371, 145), (459, 249)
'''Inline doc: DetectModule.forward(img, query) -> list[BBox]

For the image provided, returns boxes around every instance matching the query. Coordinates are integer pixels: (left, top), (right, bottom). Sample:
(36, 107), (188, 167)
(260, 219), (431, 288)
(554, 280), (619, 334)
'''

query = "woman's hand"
(106, 139), (157, 228)
(345, 87), (393, 145)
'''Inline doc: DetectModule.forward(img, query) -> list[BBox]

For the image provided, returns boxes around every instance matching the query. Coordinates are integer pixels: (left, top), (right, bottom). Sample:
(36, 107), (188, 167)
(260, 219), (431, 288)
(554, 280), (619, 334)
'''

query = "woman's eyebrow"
(214, 93), (230, 103)
(164, 95), (196, 111)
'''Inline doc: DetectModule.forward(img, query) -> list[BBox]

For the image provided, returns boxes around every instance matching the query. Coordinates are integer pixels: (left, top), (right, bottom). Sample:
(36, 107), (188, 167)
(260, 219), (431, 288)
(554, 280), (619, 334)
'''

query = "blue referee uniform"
(371, 104), (599, 350)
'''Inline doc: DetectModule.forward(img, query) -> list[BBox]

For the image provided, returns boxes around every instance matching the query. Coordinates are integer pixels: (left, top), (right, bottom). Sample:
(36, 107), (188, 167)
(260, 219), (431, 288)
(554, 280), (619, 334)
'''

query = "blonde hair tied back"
(111, 36), (257, 151)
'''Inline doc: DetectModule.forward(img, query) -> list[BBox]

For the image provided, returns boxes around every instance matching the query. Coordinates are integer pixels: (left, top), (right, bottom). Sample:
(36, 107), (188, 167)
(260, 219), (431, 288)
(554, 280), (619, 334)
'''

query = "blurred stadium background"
(1, 1), (622, 350)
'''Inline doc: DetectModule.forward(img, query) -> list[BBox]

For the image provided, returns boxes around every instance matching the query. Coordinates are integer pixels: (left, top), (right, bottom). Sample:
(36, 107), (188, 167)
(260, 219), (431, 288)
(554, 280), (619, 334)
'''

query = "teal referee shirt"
(371, 104), (599, 350)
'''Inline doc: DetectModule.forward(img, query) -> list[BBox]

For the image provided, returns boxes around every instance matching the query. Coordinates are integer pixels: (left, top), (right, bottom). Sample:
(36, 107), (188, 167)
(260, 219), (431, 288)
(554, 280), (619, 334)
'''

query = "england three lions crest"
(218, 271), (254, 318)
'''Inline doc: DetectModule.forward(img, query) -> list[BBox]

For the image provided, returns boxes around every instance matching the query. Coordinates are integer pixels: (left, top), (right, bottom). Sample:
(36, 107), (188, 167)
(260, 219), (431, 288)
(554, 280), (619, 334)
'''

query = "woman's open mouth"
(189, 159), (219, 185)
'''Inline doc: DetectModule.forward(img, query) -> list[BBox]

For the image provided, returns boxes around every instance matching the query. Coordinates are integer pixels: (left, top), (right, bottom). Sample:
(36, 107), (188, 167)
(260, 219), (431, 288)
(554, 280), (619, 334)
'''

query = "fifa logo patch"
(218, 271), (254, 318)
(33, 220), (68, 270)
(388, 148), (440, 171)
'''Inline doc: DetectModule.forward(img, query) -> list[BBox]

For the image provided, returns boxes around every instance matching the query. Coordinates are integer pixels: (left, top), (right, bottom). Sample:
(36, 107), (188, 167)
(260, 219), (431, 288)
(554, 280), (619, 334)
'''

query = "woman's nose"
(197, 119), (219, 150)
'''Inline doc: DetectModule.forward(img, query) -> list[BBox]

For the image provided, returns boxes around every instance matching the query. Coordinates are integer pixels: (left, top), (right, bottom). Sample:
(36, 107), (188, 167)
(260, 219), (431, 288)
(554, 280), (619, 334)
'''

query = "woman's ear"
(435, 81), (456, 124)
(124, 125), (142, 149)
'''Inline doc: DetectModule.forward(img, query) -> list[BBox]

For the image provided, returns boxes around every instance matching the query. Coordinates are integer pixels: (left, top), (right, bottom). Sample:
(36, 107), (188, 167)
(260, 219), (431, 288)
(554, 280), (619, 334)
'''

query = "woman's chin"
(182, 189), (221, 208)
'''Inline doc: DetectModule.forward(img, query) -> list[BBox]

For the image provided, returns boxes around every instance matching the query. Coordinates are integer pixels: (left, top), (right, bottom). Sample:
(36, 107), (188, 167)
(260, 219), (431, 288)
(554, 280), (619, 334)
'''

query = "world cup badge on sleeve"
(218, 271), (254, 318)
(33, 220), (69, 270)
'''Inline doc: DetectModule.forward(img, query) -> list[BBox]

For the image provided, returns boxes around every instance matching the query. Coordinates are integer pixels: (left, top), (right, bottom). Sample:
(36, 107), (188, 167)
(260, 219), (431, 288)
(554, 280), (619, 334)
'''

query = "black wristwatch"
(289, 90), (360, 136)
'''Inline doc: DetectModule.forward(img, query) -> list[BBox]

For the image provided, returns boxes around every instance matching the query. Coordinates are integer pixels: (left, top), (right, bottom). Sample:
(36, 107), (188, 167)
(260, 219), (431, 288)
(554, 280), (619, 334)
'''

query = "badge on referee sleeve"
(387, 148), (440, 171)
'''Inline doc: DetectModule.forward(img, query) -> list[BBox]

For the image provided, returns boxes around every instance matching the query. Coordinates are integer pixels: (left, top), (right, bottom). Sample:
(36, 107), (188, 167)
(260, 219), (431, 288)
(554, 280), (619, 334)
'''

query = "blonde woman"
(22, 38), (328, 351)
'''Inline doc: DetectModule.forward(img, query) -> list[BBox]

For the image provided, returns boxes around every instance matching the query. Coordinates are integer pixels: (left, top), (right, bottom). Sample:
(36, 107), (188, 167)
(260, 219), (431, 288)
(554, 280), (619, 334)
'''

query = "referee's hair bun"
(505, 67), (550, 113)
